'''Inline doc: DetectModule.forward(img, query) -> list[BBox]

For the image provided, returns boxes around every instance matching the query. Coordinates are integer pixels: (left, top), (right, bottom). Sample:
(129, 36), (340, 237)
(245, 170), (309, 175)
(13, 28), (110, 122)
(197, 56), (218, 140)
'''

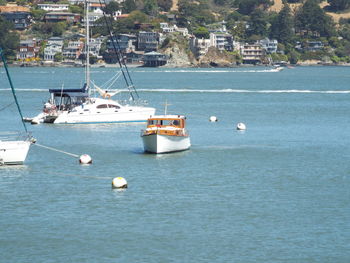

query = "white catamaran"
(30, 0), (155, 125)
(0, 48), (33, 165)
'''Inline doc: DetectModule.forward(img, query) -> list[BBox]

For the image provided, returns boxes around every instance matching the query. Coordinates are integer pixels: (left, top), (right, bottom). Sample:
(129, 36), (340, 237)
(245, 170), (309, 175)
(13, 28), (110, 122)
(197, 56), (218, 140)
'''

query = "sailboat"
(0, 48), (33, 165)
(30, 0), (155, 124)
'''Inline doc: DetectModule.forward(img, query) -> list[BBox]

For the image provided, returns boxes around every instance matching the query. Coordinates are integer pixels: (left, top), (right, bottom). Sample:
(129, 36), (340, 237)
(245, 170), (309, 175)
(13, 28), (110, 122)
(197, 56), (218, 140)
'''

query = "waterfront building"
(16, 40), (41, 60)
(189, 36), (211, 57)
(62, 40), (83, 59)
(210, 32), (233, 52)
(240, 44), (264, 64)
(44, 43), (63, 61)
(143, 51), (167, 67)
(138, 32), (159, 52)
(259, 38), (278, 53)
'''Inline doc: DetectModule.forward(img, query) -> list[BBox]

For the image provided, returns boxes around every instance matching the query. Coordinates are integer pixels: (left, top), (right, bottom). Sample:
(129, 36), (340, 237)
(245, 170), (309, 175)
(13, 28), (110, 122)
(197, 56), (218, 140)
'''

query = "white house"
(38, 4), (69, 12)
(44, 43), (62, 61)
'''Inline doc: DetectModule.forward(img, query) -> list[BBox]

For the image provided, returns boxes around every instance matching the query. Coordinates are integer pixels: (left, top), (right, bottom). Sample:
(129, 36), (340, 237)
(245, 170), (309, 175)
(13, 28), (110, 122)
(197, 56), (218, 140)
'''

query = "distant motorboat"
(141, 115), (191, 154)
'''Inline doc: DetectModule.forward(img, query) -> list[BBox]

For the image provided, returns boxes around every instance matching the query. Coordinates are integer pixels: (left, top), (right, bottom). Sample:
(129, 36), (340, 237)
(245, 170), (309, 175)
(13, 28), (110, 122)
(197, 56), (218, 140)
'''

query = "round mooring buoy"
(236, 122), (246, 131)
(79, 154), (92, 164)
(209, 116), (218, 122)
(112, 177), (128, 189)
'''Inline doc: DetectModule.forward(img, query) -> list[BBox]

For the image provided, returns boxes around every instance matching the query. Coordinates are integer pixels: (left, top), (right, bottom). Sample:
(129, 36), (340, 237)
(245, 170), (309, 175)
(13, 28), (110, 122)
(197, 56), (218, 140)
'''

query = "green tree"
(236, 0), (272, 15)
(248, 9), (268, 37)
(52, 22), (67, 36)
(69, 4), (84, 15)
(143, 0), (158, 16)
(327, 0), (350, 11)
(157, 0), (172, 11)
(54, 52), (63, 62)
(122, 0), (137, 13)
(0, 16), (19, 59)
(31, 9), (46, 20)
(193, 26), (210, 38)
(270, 3), (294, 44)
(295, 0), (335, 37)
(104, 1), (120, 15)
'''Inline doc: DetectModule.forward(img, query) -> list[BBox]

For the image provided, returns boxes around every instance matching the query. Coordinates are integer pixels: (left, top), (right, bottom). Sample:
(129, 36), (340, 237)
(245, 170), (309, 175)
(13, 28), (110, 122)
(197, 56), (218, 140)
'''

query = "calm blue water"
(1, 66), (350, 262)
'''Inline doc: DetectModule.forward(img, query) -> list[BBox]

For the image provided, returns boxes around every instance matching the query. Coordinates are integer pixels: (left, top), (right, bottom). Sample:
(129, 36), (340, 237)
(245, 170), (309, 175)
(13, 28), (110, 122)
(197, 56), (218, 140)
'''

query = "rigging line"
(98, 0), (139, 100)
(0, 102), (15, 112)
(34, 143), (80, 158)
(0, 48), (28, 133)
(99, 71), (121, 89)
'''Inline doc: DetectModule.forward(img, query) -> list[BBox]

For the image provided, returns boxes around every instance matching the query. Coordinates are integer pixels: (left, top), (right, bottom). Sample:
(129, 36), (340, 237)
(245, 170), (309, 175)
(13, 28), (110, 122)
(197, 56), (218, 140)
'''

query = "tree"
(236, 0), (272, 15)
(193, 26), (210, 38)
(0, 16), (19, 59)
(295, 0), (335, 37)
(270, 3), (294, 44)
(54, 52), (63, 62)
(248, 9), (268, 37)
(122, 0), (137, 13)
(327, 0), (350, 11)
(157, 0), (172, 11)
(143, 0), (158, 16)
(104, 1), (120, 15)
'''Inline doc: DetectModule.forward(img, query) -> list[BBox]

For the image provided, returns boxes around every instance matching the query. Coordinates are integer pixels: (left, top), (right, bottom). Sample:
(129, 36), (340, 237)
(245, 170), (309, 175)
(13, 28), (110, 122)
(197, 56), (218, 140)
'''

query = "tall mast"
(0, 48), (28, 133)
(85, 0), (90, 91)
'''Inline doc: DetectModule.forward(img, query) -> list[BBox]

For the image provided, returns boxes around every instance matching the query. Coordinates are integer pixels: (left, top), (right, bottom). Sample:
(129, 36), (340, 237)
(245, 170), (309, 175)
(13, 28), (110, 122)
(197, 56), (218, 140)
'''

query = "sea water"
(0, 66), (349, 262)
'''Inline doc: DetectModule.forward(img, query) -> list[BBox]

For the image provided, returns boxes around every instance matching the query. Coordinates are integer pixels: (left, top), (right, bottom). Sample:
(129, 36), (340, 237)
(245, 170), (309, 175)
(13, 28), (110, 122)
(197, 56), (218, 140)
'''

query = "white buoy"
(79, 154), (92, 164)
(112, 177), (128, 189)
(209, 116), (218, 122)
(236, 122), (246, 131)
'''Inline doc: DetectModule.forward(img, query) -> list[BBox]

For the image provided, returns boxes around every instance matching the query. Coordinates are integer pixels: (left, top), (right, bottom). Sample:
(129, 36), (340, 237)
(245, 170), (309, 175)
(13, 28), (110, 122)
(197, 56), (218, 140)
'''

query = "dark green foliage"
(69, 4), (84, 15)
(31, 9), (46, 20)
(143, 0), (158, 16)
(122, 0), (137, 13)
(295, 0), (335, 37)
(104, 1), (120, 15)
(193, 26), (210, 38)
(327, 0), (350, 11)
(178, 0), (216, 27)
(0, 16), (19, 59)
(270, 3), (294, 44)
(248, 9), (268, 37)
(157, 0), (172, 11)
(32, 22), (67, 37)
(236, 0), (272, 15)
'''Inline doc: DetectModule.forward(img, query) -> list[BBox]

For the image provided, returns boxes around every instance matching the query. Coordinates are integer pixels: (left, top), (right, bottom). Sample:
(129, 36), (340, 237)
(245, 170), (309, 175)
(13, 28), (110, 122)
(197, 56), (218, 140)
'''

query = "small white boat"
(141, 115), (191, 154)
(0, 134), (31, 165)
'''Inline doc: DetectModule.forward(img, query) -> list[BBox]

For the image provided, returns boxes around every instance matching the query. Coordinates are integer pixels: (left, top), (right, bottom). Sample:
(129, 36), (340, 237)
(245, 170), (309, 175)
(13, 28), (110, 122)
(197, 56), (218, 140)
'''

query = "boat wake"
(134, 69), (281, 73)
(138, 89), (350, 94)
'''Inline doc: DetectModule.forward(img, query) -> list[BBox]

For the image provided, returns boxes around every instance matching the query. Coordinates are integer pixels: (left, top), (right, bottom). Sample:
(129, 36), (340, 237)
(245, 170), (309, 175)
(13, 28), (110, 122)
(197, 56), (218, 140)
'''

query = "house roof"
(0, 5), (30, 13)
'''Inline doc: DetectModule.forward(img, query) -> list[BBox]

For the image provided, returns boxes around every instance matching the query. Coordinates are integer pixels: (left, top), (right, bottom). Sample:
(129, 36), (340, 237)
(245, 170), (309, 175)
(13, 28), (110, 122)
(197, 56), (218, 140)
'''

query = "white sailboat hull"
(0, 140), (31, 165)
(142, 134), (191, 154)
(53, 107), (156, 124)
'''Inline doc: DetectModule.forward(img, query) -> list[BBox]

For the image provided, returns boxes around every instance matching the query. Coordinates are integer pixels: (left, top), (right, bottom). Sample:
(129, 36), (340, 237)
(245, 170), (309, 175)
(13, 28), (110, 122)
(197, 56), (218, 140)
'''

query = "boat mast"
(85, 0), (90, 93)
(0, 48), (28, 133)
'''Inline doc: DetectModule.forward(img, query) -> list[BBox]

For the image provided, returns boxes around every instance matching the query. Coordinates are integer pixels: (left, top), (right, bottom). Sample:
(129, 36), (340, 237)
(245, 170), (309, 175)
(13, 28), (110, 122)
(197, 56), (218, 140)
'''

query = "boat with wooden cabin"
(141, 115), (190, 154)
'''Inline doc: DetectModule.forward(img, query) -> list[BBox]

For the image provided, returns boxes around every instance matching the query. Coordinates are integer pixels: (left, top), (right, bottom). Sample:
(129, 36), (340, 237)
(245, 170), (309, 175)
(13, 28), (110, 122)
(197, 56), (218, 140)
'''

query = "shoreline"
(2, 61), (350, 68)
